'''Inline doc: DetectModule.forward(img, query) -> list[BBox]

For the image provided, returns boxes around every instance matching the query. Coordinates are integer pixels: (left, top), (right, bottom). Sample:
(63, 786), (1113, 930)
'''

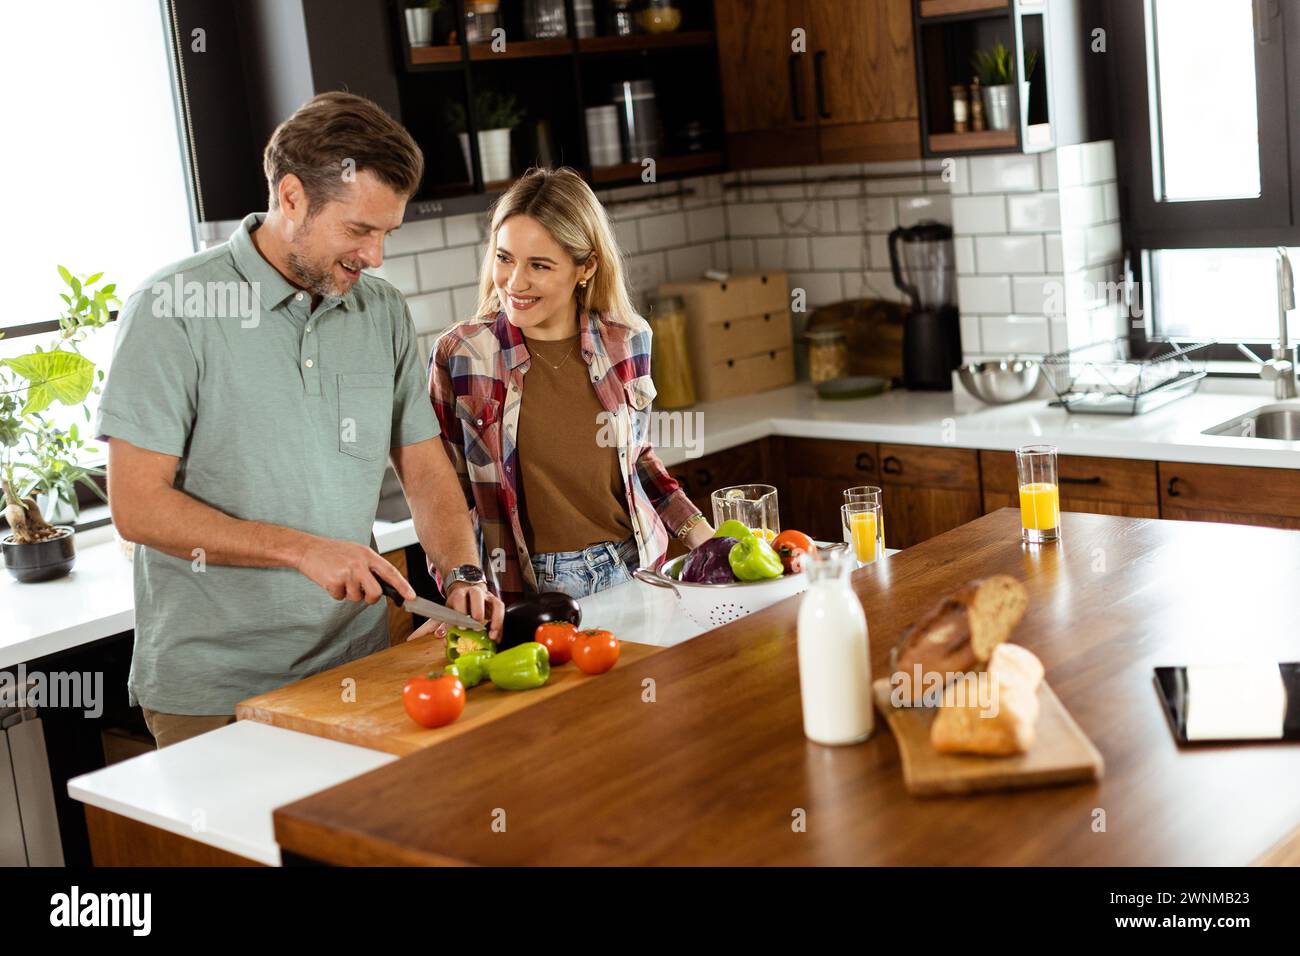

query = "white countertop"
(66, 720), (396, 865)
(12, 377), (1297, 670)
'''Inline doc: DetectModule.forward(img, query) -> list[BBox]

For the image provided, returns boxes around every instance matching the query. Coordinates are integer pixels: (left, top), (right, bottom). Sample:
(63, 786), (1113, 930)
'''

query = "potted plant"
(972, 42), (1036, 132)
(1, 266), (116, 582)
(404, 0), (443, 48)
(448, 91), (525, 184)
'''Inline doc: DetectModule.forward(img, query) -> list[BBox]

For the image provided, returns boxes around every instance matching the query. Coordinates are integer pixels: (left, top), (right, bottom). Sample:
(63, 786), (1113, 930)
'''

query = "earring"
(579, 277), (588, 288)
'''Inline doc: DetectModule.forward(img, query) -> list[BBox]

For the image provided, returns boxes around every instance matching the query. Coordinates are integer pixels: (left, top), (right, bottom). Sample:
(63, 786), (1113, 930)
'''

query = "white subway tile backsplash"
(844, 271), (903, 303)
(451, 284), (480, 323)
(407, 290), (453, 334)
(953, 195), (1008, 235)
(788, 271), (844, 307)
(947, 157), (971, 195)
(387, 218), (445, 256)
(666, 243), (716, 281)
(686, 205), (726, 243)
(756, 236), (810, 271)
(975, 234), (1045, 275)
(970, 153), (1040, 194)
(980, 314), (1051, 354)
(416, 245), (478, 292)
(612, 217), (640, 255)
(869, 233), (893, 271)
(625, 251), (668, 304)
(810, 235), (868, 270)
(1085, 222), (1123, 266)
(1012, 275), (1063, 316)
(1045, 234), (1064, 274)
(959, 314), (982, 354)
(898, 194), (952, 227)
(954, 236), (975, 275)
(726, 202), (782, 237)
(1055, 144), (1086, 188)
(369, 255), (419, 295)
(727, 238), (756, 272)
(835, 196), (897, 233)
(866, 177), (925, 195)
(1007, 192), (1061, 232)
(1059, 185), (1106, 227)
(957, 275), (1012, 313)
(1081, 141), (1117, 185)
(779, 200), (838, 234)
(639, 211), (689, 250)
(1102, 182), (1120, 222)
(1038, 152), (1058, 190)
(443, 212), (485, 246)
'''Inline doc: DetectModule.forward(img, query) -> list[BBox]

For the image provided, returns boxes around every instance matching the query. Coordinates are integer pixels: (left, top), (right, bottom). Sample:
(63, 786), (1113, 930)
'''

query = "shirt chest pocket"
(337, 372), (394, 461)
(623, 375), (657, 446)
(454, 395), (502, 466)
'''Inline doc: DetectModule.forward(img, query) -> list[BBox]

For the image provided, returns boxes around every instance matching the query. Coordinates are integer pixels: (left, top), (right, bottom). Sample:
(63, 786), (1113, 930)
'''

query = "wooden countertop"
(273, 510), (1300, 866)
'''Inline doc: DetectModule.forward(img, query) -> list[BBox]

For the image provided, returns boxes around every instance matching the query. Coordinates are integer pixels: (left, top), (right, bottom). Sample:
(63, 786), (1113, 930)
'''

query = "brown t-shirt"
(517, 332), (634, 554)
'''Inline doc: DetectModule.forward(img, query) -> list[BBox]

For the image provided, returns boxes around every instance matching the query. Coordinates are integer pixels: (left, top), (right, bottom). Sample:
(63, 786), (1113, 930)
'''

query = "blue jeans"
(530, 536), (639, 599)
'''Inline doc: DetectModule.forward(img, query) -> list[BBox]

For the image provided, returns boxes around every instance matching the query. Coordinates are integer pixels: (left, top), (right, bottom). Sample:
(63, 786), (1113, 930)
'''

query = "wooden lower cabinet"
(878, 444), (981, 549)
(981, 452), (1160, 520)
(1158, 461), (1300, 530)
(779, 436), (880, 542)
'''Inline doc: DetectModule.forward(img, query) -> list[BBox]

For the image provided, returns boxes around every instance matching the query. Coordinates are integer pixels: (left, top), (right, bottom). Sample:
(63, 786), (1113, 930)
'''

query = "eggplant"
(498, 590), (583, 650)
(681, 536), (740, 584)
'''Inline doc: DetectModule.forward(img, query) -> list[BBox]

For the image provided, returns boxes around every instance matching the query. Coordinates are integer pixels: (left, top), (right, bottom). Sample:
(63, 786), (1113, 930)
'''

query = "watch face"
(455, 565), (485, 584)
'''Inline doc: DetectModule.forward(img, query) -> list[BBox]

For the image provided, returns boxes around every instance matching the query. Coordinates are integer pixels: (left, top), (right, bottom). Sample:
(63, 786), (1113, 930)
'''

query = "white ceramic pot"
(476, 127), (514, 183)
(405, 7), (433, 46)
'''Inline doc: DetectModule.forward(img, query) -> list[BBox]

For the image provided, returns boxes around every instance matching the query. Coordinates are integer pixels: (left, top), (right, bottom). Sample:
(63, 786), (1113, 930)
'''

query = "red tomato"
(535, 621), (578, 665)
(402, 674), (465, 728)
(572, 628), (620, 675)
(773, 530), (817, 574)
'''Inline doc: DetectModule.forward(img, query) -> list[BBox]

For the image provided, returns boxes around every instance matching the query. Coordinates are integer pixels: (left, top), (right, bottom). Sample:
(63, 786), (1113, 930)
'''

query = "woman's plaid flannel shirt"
(429, 308), (699, 605)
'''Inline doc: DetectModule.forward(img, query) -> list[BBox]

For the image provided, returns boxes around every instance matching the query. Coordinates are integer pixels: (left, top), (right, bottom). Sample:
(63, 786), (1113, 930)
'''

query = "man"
(98, 92), (503, 748)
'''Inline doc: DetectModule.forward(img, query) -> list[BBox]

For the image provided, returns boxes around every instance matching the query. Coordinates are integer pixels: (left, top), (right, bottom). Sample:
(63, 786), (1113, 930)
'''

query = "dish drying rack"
(1041, 338), (1211, 415)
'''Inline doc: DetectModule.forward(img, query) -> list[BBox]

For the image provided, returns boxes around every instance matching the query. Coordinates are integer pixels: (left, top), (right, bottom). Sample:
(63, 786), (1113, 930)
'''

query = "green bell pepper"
(728, 536), (784, 581)
(443, 651), (491, 689)
(486, 642), (551, 691)
(446, 625), (493, 662)
(713, 519), (755, 541)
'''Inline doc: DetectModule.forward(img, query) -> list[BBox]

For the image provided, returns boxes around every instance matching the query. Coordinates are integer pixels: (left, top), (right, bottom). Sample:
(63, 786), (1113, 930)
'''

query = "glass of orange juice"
(1015, 444), (1060, 543)
(843, 486), (885, 551)
(841, 501), (882, 566)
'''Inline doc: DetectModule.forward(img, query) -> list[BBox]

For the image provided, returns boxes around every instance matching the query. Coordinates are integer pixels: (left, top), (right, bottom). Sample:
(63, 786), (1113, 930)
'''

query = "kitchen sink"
(1202, 404), (1300, 440)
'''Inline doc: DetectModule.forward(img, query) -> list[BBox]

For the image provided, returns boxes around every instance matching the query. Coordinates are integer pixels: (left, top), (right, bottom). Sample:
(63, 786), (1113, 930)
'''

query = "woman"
(429, 167), (715, 604)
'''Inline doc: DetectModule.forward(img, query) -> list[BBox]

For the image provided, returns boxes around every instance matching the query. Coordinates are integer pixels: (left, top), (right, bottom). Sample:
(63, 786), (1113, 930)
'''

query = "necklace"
(528, 337), (577, 371)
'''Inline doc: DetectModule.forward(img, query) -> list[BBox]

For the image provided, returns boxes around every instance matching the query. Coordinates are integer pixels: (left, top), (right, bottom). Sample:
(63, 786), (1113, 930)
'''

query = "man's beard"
(285, 215), (345, 298)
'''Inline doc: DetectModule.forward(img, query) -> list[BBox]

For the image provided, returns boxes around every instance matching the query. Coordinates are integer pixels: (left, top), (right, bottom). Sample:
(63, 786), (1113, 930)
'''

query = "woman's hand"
(683, 519), (716, 551)
(407, 582), (505, 643)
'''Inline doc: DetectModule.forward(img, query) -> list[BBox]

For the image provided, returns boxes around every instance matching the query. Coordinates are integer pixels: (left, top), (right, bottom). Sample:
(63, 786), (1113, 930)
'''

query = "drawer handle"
(1166, 476), (1183, 498)
(723, 320), (731, 330)
(727, 359), (735, 368)
(769, 350), (776, 359)
(694, 468), (713, 487)
(764, 313), (771, 321)
(855, 452), (874, 472)
(1059, 475), (1102, 485)
(882, 456), (903, 475)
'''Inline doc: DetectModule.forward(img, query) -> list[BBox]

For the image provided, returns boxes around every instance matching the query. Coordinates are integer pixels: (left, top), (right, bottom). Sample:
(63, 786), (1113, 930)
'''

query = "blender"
(887, 220), (962, 391)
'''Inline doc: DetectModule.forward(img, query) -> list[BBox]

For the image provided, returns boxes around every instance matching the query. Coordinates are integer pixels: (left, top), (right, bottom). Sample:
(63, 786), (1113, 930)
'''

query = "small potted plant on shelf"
(404, 0), (443, 48)
(972, 42), (1036, 132)
(1, 267), (116, 583)
(448, 91), (525, 184)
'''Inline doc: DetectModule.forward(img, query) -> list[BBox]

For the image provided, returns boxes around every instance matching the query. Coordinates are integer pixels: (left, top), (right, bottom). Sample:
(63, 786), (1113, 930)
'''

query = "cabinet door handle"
(694, 468), (713, 488)
(723, 320), (731, 330)
(814, 51), (830, 119)
(1059, 475), (1102, 486)
(855, 451), (874, 472)
(1166, 477), (1183, 498)
(788, 53), (805, 122)
(882, 456), (903, 475)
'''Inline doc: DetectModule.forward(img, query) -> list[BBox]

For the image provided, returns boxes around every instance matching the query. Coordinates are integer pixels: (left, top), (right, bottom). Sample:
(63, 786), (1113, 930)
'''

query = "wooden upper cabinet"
(808, 0), (918, 125)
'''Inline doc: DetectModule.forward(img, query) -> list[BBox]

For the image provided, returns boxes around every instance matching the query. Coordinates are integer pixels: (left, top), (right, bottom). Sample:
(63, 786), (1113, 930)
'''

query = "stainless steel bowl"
(958, 358), (1041, 405)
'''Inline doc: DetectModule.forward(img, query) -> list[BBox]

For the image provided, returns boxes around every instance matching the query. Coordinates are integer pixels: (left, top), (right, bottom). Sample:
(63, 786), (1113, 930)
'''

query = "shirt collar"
(496, 304), (601, 371)
(229, 212), (357, 313)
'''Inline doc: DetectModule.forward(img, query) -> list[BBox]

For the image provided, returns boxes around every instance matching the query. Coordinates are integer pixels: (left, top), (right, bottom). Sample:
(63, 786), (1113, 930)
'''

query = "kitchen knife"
(378, 581), (486, 631)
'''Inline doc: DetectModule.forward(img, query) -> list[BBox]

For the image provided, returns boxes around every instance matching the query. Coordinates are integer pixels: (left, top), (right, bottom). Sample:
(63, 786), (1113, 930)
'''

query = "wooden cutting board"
(237, 634), (663, 756)
(871, 679), (1104, 797)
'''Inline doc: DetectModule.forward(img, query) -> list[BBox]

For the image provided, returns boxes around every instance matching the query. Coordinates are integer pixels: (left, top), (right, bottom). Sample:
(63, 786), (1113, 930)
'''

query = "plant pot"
(3, 526), (76, 582)
(982, 84), (1015, 131)
(405, 7), (433, 46)
(460, 128), (514, 183)
(36, 491), (77, 526)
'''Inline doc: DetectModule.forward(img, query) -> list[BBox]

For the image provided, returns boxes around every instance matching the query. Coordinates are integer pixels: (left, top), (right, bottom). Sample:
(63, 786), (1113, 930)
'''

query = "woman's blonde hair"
(472, 167), (640, 326)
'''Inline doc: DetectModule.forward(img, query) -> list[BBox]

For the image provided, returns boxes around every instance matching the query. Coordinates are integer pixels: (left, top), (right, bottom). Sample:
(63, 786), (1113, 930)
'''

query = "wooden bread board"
(237, 634), (663, 756)
(871, 678), (1104, 796)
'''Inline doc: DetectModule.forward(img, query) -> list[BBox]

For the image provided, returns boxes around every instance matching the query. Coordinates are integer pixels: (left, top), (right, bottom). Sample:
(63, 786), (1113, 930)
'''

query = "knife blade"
(379, 581), (486, 631)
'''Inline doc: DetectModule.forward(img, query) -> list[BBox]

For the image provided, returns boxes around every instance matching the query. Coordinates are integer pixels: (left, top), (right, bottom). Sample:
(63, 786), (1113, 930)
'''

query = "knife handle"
(378, 580), (406, 605)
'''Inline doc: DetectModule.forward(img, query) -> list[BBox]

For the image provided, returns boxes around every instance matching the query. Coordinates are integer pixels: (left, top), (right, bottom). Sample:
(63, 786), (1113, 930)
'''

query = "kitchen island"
(272, 510), (1300, 866)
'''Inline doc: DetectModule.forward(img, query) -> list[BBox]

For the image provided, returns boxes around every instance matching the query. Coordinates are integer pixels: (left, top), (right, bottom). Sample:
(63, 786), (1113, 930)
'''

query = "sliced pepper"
(446, 625), (493, 662)
(727, 536), (784, 581)
(443, 650), (491, 689)
(713, 519), (755, 541)
(486, 642), (551, 691)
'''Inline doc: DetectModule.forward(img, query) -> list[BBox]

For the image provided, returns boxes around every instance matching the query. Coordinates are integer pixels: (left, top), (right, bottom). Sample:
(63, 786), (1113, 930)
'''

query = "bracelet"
(676, 512), (706, 540)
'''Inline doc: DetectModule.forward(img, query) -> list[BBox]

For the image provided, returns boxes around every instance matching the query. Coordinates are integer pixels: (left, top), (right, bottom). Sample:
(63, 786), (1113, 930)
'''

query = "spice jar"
(951, 84), (970, 134)
(647, 294), (695, 408)
(806, 328), (849, 384)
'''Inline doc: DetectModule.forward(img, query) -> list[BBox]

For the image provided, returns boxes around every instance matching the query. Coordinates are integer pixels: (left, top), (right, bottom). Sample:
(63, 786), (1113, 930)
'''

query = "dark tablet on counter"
(1155, 662), (1300, 745)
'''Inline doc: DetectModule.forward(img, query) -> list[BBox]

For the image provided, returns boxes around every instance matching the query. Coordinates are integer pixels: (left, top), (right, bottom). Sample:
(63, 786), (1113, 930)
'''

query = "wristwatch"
(442, 564), (487, 596)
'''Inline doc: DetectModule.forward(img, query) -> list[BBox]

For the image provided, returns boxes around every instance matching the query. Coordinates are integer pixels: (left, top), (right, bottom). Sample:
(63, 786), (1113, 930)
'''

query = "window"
(2, 0), (193, 455)
(1149, 248), (1297, 343)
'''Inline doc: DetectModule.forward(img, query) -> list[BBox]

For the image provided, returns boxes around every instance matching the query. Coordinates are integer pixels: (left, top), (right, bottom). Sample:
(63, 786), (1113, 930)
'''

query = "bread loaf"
(930, 643), (1044, 756)
(890, 575), (1028, 705)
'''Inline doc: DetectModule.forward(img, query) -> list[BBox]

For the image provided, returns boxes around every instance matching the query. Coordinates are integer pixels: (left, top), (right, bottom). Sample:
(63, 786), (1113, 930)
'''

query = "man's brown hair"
(263, 91), (424, 212)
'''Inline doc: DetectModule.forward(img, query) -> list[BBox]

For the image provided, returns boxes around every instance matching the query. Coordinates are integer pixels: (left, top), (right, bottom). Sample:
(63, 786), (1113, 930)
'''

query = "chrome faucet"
(1236, 246), (1297, 399)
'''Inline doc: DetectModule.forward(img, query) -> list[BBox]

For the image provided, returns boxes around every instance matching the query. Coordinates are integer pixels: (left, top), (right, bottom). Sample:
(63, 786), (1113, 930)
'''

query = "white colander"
(632, 543), (845, 629)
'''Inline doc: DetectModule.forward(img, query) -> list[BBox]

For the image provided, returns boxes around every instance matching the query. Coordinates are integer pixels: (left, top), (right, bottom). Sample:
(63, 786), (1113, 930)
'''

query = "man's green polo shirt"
(95, 213), (439, 715)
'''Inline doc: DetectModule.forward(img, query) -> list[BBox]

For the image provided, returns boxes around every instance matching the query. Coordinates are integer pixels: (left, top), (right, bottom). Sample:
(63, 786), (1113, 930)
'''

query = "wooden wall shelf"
(919, 0), (1008, 18)
(466, 38), (574, 61)
(927, 129), (1017, 152)
(408, 44), (463, 66)
(577, 30), (716, 54)
(589, 151), (724, 184)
